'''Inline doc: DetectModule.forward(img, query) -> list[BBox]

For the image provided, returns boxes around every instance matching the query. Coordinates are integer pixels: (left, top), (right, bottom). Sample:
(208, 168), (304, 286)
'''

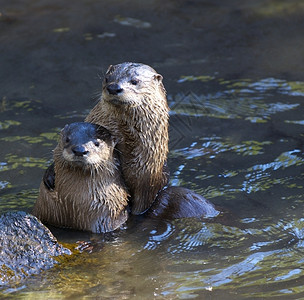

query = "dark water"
(1, 0), (304, 298)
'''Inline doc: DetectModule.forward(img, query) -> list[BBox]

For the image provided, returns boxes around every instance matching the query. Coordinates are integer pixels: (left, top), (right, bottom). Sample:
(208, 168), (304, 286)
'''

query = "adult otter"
(85, 62), (169, 215)
(33, 122), (129, 233)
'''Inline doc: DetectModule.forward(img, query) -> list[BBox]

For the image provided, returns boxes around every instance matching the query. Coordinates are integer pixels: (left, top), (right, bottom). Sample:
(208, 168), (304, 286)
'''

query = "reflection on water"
(1, 75), (304, 298)
(9, 215), (304, 299)
(171, 77), (302, 120)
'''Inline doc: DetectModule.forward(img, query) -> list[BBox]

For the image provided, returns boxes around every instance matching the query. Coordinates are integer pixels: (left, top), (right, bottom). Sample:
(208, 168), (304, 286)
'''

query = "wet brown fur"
(85, 62), (169, 214)
(33, 122), (129, 233)
(147, 186), (219, 220)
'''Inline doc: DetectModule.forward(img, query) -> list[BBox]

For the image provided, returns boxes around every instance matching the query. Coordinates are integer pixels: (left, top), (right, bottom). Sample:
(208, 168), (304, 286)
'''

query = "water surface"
(1, 0), (304, 299)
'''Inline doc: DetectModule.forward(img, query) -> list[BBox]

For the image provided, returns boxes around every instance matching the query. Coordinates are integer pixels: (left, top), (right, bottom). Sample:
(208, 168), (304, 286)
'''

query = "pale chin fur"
(62, 148), (107, 168)
(102, 91), (139, 107)
(62, 149), (89, 166)
(62, 148), (76, 162)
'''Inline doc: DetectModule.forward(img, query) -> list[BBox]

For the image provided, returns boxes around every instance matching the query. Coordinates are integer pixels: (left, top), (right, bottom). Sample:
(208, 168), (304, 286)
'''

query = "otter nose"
(107, 83), (123, 95)
(71, 146), (89, 157)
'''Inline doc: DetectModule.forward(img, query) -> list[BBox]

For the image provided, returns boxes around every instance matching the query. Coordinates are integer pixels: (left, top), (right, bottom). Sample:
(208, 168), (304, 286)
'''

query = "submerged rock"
(0, 211), (71, 287)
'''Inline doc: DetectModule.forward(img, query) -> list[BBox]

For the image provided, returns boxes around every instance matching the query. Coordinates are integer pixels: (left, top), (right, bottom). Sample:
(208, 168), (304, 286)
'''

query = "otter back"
(147, 186), (220, 220)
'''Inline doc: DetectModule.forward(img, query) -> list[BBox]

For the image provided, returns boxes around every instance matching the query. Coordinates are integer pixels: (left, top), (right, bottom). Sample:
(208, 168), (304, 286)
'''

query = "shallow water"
(2, 0), (304, 299)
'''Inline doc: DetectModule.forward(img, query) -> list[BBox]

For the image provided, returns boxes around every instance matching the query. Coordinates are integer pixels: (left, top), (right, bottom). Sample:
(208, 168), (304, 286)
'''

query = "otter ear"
(154, 74), (163, 83)
(106, 65), (114, 74)
(95, 125), (116, 144)
(60, 124), (69, 135)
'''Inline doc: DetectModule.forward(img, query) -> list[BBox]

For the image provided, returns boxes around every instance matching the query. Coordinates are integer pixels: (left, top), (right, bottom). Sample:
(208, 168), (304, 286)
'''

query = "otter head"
(58, 122), (115, 170)
(102, 62), (165, 107)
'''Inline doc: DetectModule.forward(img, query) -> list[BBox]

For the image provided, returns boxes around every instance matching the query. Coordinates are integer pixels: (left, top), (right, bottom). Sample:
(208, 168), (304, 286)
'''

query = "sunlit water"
(1, 76), (304, 299)
(2, 0), (304, 298)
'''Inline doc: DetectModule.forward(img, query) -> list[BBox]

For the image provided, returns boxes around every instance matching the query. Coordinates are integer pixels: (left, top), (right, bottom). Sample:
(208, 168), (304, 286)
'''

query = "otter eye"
(94, 141), (100, 147)
(130, 78), (139, 85)
(65, 137), (70, 143)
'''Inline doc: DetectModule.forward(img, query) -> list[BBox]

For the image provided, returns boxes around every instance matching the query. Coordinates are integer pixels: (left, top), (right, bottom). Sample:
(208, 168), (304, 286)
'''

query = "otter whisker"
(91, 90), (102, 99)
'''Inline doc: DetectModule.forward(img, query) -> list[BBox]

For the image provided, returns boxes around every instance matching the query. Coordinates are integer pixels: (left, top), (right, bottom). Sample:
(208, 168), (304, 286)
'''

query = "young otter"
(33, 122), (129, 233)
(86, 62), (169, 215)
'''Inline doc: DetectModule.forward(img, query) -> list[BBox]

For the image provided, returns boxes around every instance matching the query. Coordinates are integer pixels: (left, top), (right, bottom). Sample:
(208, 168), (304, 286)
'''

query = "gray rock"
(0, 211), (71, 287)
